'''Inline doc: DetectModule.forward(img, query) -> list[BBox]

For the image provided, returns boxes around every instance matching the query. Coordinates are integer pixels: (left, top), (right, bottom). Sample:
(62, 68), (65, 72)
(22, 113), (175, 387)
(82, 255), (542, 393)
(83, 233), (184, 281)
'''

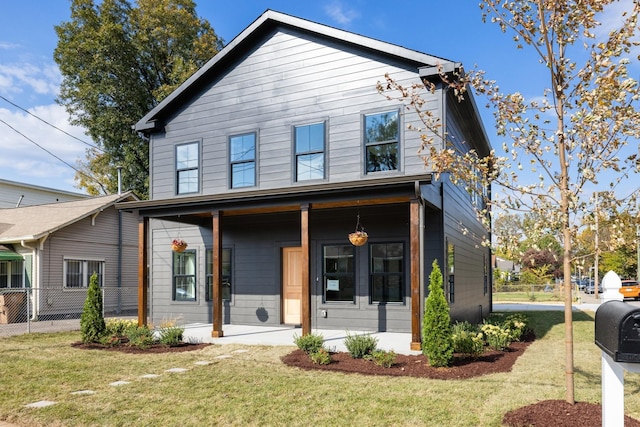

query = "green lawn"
(493, 291), (565, 303)
(1, 311), (639, 426)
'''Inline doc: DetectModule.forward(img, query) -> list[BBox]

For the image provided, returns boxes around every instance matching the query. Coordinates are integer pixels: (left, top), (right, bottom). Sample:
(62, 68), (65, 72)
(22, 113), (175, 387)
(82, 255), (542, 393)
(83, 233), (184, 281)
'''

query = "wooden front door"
(282, 247), (302, 325)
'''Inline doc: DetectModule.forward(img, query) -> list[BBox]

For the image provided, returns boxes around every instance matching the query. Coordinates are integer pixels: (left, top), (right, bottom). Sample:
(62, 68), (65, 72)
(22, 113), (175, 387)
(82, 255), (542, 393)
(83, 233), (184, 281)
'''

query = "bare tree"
(380, 0), (640, 403)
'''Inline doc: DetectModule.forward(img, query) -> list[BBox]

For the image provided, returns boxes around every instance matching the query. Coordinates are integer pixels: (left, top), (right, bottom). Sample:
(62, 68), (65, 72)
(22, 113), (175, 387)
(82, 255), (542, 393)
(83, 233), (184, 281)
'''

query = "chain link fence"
(0, 286), (137, 337)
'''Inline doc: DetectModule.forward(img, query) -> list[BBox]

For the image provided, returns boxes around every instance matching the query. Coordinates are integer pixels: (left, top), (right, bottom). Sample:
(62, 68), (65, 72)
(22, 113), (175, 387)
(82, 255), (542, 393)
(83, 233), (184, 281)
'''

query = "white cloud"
(324, 1), (360, 26)
(0, 62), (61, 97)
(0, 103), (89, 191)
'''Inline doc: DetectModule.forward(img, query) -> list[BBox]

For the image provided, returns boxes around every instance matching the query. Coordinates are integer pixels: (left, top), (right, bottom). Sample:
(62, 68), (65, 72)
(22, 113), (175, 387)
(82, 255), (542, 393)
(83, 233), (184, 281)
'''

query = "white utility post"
(599, 271), (640, 427)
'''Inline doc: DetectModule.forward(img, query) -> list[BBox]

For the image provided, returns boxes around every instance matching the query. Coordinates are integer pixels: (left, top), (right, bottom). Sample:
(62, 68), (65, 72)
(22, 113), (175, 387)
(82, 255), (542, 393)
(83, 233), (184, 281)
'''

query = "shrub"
(105, 318), (138, 337)
(502, 313), (529, 341)
(293, 332), (324, 354)
(369, 349), (397, 368)
(451, 321), (484, 358)
(344, 331), (378, 359)
(126, 324), (156, 349)
(481, 323), (512, 351)
(158, 324), (185, 346)
(422, 260), (453, 367)
(80, 272), (106, 344)
(309, 348), (332, 365)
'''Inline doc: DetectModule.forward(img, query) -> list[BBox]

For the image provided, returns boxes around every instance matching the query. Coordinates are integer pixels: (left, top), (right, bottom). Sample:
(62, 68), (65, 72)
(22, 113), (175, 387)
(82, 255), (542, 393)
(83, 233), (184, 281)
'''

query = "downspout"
(20, 240), (38, 321)
(117, 166), (123, 314)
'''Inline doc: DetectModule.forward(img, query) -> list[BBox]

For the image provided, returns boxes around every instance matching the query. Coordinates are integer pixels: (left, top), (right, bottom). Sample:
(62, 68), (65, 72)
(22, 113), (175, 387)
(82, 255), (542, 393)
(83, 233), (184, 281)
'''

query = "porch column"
(211, 211), (223, 338)
(137, 216), (148, 327)
(301, 204), (311, 335)
(410, 198), (422, 350)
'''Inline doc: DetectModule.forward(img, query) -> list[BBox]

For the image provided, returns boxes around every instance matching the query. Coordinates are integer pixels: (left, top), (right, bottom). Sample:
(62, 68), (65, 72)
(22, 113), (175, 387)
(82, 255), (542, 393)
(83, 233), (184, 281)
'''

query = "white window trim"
(63, 257), (105, 289)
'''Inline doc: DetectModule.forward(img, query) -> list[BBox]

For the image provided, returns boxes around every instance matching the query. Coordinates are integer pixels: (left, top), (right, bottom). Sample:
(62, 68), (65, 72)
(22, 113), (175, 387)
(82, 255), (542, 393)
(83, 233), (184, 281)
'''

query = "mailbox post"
(595, 271), (640, 427)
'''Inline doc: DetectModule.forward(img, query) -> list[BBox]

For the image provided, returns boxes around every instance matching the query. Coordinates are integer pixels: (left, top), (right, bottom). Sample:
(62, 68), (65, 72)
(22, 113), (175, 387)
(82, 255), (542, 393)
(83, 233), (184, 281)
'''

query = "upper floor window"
(364, 111), (399, 173)
(230, 133), (256, 188)
(176, 142), (199, 194)
(295, 123), (325, 181)
(64, 259), (104, 288)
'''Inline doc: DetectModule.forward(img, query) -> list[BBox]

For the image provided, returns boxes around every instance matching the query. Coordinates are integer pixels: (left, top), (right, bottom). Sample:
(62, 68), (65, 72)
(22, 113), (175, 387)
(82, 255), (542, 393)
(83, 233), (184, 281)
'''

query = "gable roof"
(0, 192), (138, 243)
(134, 9), (458, 133)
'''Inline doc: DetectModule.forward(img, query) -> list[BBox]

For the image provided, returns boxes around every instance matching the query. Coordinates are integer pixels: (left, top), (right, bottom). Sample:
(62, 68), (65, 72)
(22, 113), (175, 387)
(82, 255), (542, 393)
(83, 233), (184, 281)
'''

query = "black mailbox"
(595, 300), (640, 363)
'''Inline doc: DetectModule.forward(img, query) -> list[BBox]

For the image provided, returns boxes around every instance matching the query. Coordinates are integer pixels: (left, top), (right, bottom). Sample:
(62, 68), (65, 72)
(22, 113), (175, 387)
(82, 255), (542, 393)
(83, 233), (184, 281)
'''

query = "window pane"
(206, 248), (232, 302)
(370, 243), (404, 303)
(66, 260), (83, 288)
(176, 143), (198, 169)
(297, 153), (324, 181)
(232, 162), (255, 187)
(0, 262), (7, 288)
(230, 134), (255, 162)
(175, 277), (196, 301)
(178, 169), (198, 194)
(366, 143), (398, 172)
(10, 260), (23, 288)
(323, 245), (354, 302)
(365, 111), (398, 143)
(295, 123), (324, 153)
(174, 251), (196, 301)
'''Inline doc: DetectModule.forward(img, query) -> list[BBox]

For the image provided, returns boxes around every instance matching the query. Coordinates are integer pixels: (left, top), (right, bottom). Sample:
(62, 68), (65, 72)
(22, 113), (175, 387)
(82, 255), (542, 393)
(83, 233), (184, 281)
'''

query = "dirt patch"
(71, 341), (211, 354)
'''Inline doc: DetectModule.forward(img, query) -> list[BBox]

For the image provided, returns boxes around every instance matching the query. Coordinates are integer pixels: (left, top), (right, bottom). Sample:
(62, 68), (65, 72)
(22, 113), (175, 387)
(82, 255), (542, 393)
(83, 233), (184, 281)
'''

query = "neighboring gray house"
(119, 10), (492, 350)
(0, 192), (139, 320)
(0, 178), (88, 208)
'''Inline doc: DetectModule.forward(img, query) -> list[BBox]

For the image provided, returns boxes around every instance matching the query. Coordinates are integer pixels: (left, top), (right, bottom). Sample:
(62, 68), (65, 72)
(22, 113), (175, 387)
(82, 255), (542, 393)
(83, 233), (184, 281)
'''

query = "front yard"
(0, 310), (639, 426)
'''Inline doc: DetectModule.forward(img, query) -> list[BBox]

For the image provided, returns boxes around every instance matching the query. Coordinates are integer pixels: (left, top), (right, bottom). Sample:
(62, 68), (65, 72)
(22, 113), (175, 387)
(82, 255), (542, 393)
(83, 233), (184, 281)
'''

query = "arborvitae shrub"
(80, 272), (106, 344)
(422, 259), (453, 367)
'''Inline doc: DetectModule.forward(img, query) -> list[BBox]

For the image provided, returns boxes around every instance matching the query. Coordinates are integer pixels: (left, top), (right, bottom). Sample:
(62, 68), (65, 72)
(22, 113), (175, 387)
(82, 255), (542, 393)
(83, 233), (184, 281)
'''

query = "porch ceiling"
(117, 175), (433, 226)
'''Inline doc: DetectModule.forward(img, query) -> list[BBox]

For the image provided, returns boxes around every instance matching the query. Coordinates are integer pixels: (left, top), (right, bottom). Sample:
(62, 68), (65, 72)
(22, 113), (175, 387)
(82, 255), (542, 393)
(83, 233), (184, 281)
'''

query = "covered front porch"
(118, 176), (438, 351)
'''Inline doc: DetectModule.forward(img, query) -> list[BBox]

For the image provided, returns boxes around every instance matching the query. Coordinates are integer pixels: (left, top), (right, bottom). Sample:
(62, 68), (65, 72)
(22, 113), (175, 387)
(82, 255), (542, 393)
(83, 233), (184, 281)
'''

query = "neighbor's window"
(370, 242), (404, 303)
(0, 259), (24, 288)
(230, 133), (256, 188)
(364, 111), (399, 173)
(64, 259), (104, 288)
(176, 142), (199, 194)
(295, 122), (325, 181)
(173, 250), (196, 301)
(323, 245), (355, 303)
(206, 248), (232, 301)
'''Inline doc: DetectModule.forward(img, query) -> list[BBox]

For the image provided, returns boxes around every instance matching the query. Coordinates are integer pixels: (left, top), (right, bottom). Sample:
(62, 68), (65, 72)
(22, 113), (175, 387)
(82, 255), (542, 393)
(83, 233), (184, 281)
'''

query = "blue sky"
(0, 0), (636, 198)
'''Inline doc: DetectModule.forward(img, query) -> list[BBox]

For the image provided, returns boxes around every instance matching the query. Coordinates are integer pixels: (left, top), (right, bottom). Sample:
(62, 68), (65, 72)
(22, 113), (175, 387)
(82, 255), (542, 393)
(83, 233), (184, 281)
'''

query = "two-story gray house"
(119, 10), (492, 350)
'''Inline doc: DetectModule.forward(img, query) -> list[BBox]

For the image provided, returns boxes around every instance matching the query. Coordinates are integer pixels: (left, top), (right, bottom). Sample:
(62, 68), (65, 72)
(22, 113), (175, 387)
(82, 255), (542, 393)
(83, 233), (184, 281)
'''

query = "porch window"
(206, 248), (232, 301)
(64, 259), (104, 288)
(364, 110), (399, 173)
(370, 243), (404, 303)
(230, 133), (256, 188)
(294, 122), (325, 181)
(176, 142), (199, 194)
(0, 260), (24, 288)
(323, 245), (355, 303)
(447, 242), (455, 303)
(173, 250), (196, 301)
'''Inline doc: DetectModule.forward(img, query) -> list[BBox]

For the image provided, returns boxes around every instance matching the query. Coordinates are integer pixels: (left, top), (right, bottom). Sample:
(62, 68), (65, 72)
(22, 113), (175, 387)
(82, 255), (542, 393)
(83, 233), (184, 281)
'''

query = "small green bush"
(368, 349), (397, 368)
(309, 348), (332, 365)
(158, 324), (184, 346)
(451, 321), (484, 358)
(105, 318), (138, 337)
(80, 272), (106, 344)
(293, 332), (324, 354)
(344, 331), (378, 359)
(422, 260), (453, 367)
(481, 323), (512, 351)
(125, 324), (156, 349)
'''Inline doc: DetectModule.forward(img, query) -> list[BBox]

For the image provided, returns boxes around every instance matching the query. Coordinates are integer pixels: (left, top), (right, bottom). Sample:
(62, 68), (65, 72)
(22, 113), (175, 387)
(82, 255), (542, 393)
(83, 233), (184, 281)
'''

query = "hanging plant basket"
(348, 231), (368, 246)
(171, 238), (188, 252)
(348, 213), (368, 246)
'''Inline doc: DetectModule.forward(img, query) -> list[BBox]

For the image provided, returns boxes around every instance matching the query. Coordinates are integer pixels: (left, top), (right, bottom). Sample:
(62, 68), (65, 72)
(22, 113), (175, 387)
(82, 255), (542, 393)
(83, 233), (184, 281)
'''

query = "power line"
(0, 118), (103, 190)
(0, 94), (103, 153)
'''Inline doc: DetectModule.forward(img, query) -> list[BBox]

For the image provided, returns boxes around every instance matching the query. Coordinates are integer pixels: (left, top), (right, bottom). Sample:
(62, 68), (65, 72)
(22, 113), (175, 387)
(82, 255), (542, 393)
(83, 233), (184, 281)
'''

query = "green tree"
(80, 272), (106, 343)
(54, 0), (223, 198)
(381, 1), (640, 403)
(422, 259), (453, 367)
